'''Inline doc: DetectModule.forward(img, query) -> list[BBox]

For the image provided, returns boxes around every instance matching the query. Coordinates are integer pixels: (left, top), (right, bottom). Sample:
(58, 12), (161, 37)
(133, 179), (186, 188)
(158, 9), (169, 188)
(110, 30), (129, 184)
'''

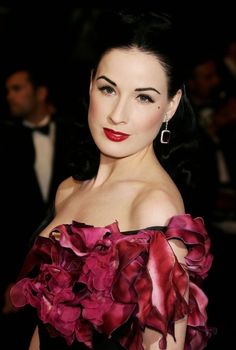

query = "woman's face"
(88, 47), (179, 159)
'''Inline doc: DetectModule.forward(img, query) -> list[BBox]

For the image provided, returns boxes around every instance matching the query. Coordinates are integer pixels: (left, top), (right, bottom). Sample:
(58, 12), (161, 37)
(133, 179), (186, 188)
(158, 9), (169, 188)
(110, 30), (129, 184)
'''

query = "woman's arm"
(143, 316), (187, 350)
(29, 326), (39, 350)
(142, 239), (189, 350)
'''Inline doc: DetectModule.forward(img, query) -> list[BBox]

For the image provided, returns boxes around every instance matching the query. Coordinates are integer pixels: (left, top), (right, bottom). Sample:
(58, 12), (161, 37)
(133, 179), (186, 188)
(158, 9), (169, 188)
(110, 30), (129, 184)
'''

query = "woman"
(11, 11), (213, 350)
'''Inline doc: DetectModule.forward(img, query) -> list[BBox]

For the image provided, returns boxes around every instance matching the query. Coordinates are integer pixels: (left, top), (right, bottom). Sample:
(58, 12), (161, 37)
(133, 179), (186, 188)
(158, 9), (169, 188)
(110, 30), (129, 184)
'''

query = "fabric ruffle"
(10, 214), (214, 349)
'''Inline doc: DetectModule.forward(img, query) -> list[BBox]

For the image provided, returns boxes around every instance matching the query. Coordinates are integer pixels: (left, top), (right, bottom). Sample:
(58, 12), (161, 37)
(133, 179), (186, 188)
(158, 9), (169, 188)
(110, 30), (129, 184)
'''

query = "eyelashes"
(137, 94), (154, 103)
(98, 85), (155, 104)
(98, 86), (115, 95)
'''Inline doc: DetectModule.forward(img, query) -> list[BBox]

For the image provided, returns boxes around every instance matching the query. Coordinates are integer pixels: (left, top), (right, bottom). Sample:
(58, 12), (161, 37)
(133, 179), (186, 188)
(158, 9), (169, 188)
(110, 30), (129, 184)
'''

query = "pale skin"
(29, 47), (188, 350)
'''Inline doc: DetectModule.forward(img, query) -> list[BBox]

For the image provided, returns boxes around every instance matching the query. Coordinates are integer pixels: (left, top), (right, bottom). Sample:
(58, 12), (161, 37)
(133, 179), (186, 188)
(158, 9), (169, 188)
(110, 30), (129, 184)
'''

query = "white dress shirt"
(23, 116), (55, 201)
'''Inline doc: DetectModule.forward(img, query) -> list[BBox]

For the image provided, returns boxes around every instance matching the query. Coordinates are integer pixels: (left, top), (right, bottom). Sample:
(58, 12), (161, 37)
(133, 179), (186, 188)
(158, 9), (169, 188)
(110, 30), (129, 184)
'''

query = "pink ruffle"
(10, 214), (214, 349)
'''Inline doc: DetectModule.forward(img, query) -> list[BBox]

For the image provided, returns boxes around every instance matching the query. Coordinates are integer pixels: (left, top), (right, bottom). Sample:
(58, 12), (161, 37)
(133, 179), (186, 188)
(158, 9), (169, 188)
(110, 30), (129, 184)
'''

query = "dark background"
(0, 3), (235, 349)
(0, 2), (235, 119)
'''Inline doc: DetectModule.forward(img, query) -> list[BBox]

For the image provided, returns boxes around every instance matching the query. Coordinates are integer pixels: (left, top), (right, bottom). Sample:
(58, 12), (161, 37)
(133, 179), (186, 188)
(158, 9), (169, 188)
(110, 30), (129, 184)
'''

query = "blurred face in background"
(188, 60), (221, 102)
(6, 71), (38, 119)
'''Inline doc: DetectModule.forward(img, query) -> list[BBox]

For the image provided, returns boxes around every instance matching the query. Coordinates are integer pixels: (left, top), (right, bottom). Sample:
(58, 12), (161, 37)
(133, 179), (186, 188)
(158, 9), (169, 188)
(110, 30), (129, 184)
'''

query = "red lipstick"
(103, 128), (129, 142)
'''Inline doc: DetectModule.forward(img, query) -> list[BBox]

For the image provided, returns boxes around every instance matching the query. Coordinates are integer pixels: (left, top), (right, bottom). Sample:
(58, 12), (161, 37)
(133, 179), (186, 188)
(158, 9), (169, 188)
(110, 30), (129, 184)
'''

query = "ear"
(165, 89), (182, 121)
(36, 86), (48, 102)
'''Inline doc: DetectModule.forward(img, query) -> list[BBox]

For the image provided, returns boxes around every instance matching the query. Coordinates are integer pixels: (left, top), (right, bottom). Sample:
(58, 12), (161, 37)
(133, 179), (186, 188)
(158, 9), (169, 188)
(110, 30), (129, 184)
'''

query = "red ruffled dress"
(11, 214), (214, 349)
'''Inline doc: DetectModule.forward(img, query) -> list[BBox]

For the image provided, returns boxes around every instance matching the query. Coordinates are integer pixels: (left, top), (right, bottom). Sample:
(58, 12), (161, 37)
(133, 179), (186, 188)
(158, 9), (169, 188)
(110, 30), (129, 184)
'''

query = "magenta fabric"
(11, 214), (214, 349)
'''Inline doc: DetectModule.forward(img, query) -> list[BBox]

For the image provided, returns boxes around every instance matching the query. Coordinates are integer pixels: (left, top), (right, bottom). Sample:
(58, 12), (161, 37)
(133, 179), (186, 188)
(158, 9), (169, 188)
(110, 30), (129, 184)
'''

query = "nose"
(108, 97), (128, 125)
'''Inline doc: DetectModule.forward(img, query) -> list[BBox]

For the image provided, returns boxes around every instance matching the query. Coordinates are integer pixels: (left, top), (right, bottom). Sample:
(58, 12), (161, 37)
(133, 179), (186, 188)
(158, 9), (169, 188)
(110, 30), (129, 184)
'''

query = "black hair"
(4, 63), (54, 104)
(5, 62), (50, 88)
(70, 10), (202, 213)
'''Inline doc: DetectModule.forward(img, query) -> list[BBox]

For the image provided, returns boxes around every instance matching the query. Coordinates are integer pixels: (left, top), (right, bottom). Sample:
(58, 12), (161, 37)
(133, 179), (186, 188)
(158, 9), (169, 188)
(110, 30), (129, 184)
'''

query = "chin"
(99, 144), (129, 158)
(100, 150), (129, 159)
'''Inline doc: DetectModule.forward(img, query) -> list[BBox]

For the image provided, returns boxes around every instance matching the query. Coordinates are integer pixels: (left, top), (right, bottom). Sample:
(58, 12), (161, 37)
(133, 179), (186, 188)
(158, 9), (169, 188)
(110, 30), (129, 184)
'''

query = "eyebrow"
(96, 75), (116, 86)
(135, 87), (160, 95)
(96, 75), (160, 94)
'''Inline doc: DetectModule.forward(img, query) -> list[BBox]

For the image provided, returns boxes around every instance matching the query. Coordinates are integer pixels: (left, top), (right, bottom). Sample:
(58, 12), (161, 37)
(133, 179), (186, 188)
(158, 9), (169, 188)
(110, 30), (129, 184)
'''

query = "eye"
(13, 85), (22, 92)
(98, 85), (115, 95)
(137, 94), (154, 103)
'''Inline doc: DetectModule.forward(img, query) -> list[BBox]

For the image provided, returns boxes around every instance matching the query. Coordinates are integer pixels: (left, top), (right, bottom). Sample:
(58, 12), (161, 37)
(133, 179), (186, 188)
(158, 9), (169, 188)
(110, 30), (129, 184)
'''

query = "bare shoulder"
(132, 185), (185, 227)
(39, 177), (81, 238)
(55, 176), (81, 210)
(132, 186), (187, 264)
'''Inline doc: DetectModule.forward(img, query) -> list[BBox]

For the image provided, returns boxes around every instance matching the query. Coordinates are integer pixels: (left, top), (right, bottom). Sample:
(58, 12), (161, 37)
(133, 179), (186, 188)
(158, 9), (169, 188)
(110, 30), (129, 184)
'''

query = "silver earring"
(160, 118), (171, 144)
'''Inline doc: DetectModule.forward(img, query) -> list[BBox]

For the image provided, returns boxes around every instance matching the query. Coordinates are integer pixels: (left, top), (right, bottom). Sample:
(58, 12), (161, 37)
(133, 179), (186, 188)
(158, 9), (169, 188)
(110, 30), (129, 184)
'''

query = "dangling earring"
(160, 117), (171, 144)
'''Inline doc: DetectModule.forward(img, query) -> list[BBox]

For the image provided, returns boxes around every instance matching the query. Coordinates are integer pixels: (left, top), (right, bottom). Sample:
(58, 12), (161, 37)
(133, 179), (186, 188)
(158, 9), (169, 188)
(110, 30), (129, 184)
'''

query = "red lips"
(103, 128), (129, 142)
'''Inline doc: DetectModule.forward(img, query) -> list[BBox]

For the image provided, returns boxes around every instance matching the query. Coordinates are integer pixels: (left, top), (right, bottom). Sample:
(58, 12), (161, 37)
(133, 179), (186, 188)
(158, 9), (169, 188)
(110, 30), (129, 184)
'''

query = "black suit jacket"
(0, 115), (78, 293)
(218, 122), (236, 188)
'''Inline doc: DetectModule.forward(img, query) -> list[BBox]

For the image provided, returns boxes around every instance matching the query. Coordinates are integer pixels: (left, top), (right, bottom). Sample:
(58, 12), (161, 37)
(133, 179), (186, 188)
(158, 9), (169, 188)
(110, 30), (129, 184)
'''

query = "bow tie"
(26, 123), (50, 135)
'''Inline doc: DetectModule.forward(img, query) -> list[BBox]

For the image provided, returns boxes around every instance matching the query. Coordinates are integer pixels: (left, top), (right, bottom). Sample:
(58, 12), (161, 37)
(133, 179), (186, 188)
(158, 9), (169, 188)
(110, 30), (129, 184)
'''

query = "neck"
(91, 144), (160, 187)
(23, 115), (50, 127)
(24, 105), (52, 126)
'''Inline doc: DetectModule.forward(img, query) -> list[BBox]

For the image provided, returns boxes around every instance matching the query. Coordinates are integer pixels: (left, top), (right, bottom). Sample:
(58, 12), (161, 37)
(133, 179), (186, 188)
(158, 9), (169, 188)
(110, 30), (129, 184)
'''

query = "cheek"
(137, 111), (163, 135)
(15, 93), (24, 102)
(88, 97), (99, 132)
(88, 95), (107, 124)
(88, 96), (97, 120)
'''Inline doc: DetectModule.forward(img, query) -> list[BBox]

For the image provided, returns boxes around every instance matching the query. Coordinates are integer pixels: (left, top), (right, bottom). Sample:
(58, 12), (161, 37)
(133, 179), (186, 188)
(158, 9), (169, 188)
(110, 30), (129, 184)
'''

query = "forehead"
(96, 48), (167, 89)
(7, 71), (30, 85)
